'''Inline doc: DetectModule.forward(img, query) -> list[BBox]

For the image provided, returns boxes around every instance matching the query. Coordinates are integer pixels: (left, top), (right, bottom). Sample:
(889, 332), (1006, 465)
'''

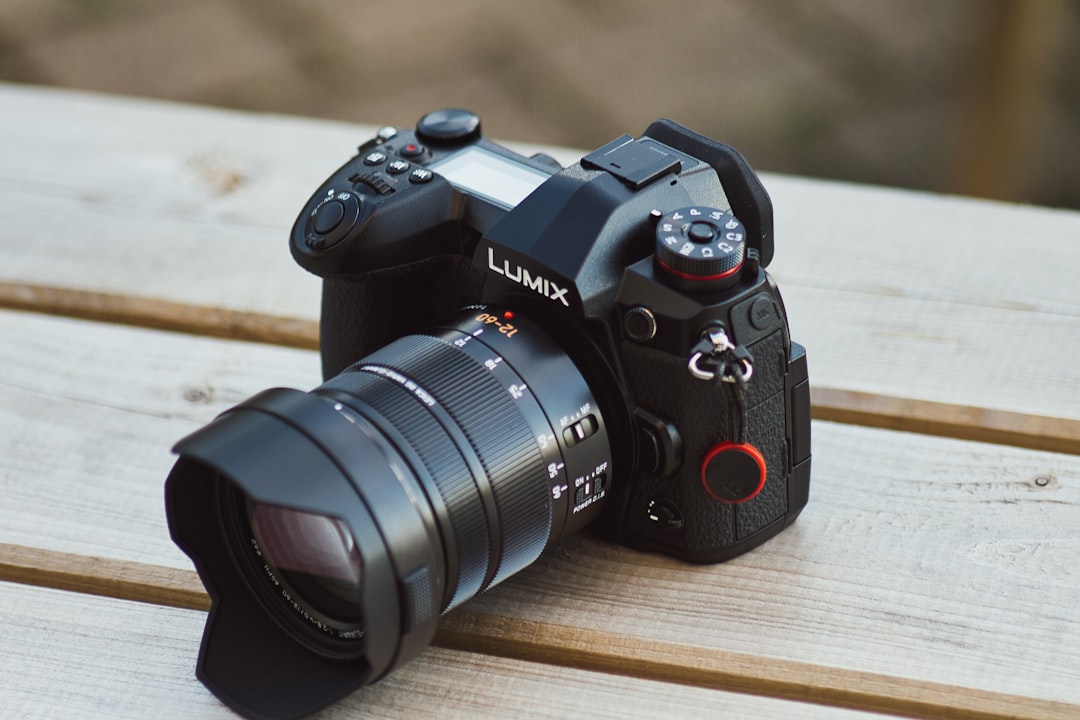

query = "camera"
(165, 109), (811, 720)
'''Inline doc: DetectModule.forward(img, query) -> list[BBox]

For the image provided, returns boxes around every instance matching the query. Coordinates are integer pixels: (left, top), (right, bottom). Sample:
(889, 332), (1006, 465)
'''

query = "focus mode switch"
(562, 414), (598, 447)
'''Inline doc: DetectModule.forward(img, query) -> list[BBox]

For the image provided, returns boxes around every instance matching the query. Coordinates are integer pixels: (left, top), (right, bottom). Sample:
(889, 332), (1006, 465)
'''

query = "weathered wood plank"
(1, 581), (893, 720)
(3, 82), (1079, 719)
(0, 283), (318, 348)
(1, 310), (1077, 719)
(811, 386), (1080, 455)
(0, 309), (318, 569)
(2, 83), (1079, 428)
(441, 417), (1080, 718)
(435, 614), (1079, 720)
(2, 282), (1076, 454)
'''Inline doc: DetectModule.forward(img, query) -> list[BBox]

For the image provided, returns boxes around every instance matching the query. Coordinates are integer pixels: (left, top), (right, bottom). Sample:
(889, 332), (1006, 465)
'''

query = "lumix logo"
(487, 248), (570, 307)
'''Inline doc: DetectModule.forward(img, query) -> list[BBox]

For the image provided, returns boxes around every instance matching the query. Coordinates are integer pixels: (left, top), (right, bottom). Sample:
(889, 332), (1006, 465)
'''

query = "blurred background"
(1, 0), (1077, 209)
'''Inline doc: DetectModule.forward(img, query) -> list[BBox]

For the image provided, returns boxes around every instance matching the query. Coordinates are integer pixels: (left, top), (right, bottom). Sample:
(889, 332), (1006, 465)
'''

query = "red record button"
(701, 441), (766, 503)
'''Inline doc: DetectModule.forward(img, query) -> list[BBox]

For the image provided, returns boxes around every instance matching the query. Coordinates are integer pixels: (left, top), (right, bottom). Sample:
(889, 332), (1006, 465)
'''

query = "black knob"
(623, 305), (657, 342)
(312, 200), (345, 235)
(305, 190), (361, 251)
(654, 206), (747, 291)
(416, 109), (481, 145)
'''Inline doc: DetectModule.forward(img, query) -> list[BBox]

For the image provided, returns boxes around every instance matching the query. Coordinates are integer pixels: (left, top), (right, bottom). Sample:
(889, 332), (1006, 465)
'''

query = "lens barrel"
(165, 306), (612, 720)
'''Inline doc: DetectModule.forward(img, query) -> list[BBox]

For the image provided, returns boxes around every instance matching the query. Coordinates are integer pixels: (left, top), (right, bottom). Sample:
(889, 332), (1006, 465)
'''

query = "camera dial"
(305, 190), (362, 251)
(416, 108), (482, 145)
(654, 206), (746, 291)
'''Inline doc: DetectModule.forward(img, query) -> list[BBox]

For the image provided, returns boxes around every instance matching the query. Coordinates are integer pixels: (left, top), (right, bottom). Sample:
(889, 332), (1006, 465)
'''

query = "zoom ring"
(361, 334), (553, 589)
(316, 369), (490, 609)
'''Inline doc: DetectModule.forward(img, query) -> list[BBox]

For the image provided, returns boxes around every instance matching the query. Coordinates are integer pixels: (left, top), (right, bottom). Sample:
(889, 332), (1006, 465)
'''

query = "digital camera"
(165, 109), (811, 720)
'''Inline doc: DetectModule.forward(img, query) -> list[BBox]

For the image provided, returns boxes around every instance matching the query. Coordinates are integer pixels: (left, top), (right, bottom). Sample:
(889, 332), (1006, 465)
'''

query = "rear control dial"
(655, 206), (746, 291)
(305, 190), (361, 251)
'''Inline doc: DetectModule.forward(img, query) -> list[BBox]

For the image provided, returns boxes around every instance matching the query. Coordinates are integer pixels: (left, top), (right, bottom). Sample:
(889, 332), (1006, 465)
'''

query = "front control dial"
(654, 206), (746, 291)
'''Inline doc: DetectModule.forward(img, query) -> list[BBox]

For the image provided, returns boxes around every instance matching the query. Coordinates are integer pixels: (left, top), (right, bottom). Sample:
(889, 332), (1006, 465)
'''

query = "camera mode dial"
(654, 206), (746, 291)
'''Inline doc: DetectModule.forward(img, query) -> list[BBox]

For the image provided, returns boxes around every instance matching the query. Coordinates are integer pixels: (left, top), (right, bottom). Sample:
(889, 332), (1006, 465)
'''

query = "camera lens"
(247, 501), (365, 625)
(165, 306), (613, 719)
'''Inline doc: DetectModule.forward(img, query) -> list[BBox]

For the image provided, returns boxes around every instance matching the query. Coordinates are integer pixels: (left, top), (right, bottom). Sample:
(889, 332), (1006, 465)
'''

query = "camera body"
(291, 109), (810, 562)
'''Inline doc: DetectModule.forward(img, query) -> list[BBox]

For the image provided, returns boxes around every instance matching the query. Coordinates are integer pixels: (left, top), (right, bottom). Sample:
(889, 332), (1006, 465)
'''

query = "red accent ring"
(700, 441), (766, 504)
(655, 256), (744, 283)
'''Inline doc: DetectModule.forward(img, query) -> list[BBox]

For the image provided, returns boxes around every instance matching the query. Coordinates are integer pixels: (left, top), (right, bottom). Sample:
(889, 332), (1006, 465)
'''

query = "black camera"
(165, 109), (811, 720)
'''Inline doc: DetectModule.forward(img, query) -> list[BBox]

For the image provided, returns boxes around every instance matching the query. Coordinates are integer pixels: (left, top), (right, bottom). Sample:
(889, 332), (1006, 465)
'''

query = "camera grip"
(617, 329), (796, 562)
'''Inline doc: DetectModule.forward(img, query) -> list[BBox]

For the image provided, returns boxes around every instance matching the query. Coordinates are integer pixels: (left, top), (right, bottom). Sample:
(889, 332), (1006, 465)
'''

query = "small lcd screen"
(430, 147), (552, 209)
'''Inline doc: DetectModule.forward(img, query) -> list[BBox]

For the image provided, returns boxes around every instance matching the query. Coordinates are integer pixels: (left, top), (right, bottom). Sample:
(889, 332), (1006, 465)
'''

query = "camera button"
(701, 442), (766, 503)
(306, 190), (362, 251)
(749, 296), (777, 330)
(312, 200), (345, 235)
(386, 160), (411, 175)
(688, 222), (715, 243)
(409, 168), (434, 184)
(399, 143), (427, 159)
(363, 151), (388, 166)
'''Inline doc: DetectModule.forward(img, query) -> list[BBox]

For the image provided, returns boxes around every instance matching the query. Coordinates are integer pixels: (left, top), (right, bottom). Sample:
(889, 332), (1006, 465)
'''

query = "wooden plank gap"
(0, 543), (209, 612)
(3, 543), (1075, 720)
(812, 387), (1079, 456)
(0, 281), (318, 350)
(4, 280), (1075, 456)
(436, 611), (1078, 720)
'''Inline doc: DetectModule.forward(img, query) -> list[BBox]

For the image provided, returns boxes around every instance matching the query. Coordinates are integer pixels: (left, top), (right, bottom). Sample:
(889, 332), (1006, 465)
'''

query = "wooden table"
(2, 83), (1078, 720)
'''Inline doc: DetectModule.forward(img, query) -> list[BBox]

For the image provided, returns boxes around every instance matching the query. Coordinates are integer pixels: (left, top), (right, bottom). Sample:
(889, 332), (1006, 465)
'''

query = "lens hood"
(165, 388), (443, 720)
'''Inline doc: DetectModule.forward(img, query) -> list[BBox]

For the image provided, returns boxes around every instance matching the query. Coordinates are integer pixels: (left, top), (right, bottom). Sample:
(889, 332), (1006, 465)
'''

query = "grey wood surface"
(1, 83), (1077, 720)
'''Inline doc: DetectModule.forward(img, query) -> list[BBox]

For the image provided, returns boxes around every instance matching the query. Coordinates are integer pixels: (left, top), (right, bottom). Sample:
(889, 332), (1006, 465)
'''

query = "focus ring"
(316, 369), (489, 608)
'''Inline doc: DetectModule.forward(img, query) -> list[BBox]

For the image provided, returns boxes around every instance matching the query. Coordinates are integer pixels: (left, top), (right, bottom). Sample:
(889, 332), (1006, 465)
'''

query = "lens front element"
(248, 502), (365, 629)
